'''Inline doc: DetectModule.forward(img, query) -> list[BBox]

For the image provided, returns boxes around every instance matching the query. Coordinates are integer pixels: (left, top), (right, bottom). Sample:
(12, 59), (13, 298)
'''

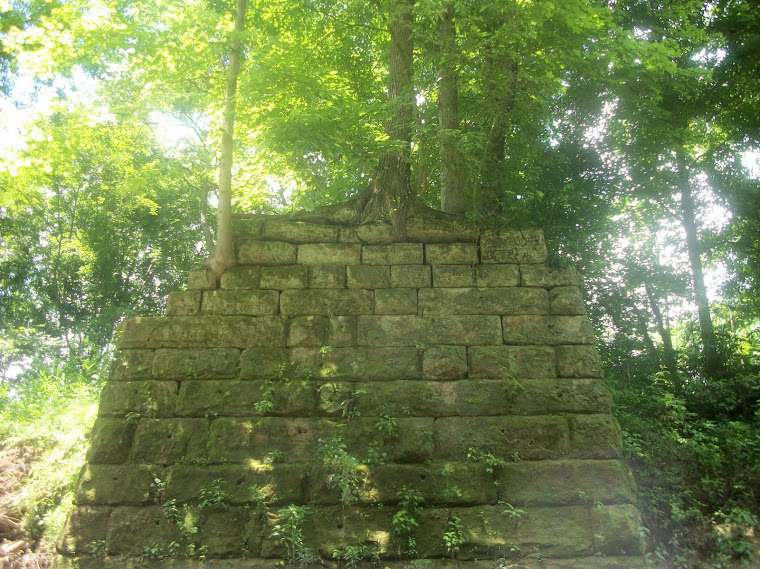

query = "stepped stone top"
(56, 211), (647, 569)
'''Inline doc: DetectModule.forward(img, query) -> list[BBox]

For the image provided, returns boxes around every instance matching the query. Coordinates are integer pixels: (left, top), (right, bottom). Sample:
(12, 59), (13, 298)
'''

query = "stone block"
(502, 315), (596, 345)
(509, 378), (614, 415)
(202, 290), (279, 316)
(432, 265), (475, 287)
(195, 508), (255, 557)
(98, 381), (177, 418)
(231, 216), (264, 237)
(260, 265), (308, 289)
(153, 348), (240, 380)
(165, 463), (305, 505)
(131, 418), (210, 465)
(591, 504), (646, 556)
(109, 349), (154, 381)
(220, 266), (262, 290)
(550, 286), (587, 315)
(390, 264), (431, 288)
(106, 506), (182, 556)
(308, 264), (346, 288)
(58, 506), (110, 555)
(425, 242), (478, 264)
(239, 347), (292, 379)
(467, 345), (557, 379)
(280, 289), (373, 316)
(347, 265), (390, 289)
(476, 264), (520, 287)
(419, 287), (549, 315)
(165, 291), (201, 316)
(362, 243), (423, 265)
(86, 418), (136, 464)
(75, 464), (157, 506)
(480, 228), (547, 264)
(374, 288), (417, 314)
(406, 216), (479, 242)
(568, 414), (624, 459)
(422, 345), (467, 380)
(237, 239), (297, 265)
(261, 220), (339, 243)
(497, 459), (637, 506)
(187, 266), (216, 290)
(297, 243), (361, 265)
(557, 345), (603, 378)
(288, 315), (329, 347)
(355, 222), (393, 243)
(328, 316), (356, 347)
(434, 415), (570, 461)
(120, 316), (287, 349)
(521, 263), (582, 288)
(301, 346), (420, 380)
(176, 379), (317, 417)
(358, 315), (502, 346)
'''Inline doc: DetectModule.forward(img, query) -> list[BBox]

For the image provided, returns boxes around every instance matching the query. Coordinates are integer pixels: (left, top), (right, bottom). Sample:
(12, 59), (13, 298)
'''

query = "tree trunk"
(358, 0), (415, 238)
(205, 0), (246, 280)
(437, 1), (464, 215)
(677, 151), (723, 377)
(644, 282), (679, 379)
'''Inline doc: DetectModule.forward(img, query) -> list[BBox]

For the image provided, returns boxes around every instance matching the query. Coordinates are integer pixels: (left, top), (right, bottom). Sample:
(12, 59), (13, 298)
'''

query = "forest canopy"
(1, 0), (759, 566)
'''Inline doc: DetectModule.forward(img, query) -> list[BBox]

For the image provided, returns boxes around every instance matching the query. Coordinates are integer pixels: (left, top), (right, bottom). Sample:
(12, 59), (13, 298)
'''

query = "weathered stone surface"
(75, 464), (157, 506)
(432, 265), (475, 287)
(475, 264), (520, 287)
(106, 506), (182, 555)
(261, 220), (339, 243)
(288, 315), (328, 347)
(308, 264), (346, 288)
(362, 243), (423, 265)
(202, 290), (279, 316)
(165, 291), (201, 316)
(98, 381), (177, 418)
(521, 263), (581, 288)
(467, 346), (557, 379)
(497, 459), (637, 506)
(260, 265), (308, 289)
(131, 419), (210, 464)
(58, 506), (110, 555)
(568, 415), (624, 459)
(194, 508), (257, 557)
(550, 286), (587, 315)
(230, 216), (265, 238)
(419, 287), (549, 315)
(347, 264), (390, 289)
(153, 348), (240, 380)
(355, 222), (393, 244)
(298, 243), (361, 265)
(374, 288), (417, 315)
(237, 240), (297, 265)
(434, 415), (570, 461)
(556, 344), (603, 378)
(390, 264), (431, 288)
(480, 229), (547, 264)
(239, 347), (291, 379)
(508, 378), (614, 415)
(358, 315), (502, 346)
(502, 315), (596, 345)
(591, 504), (646, 556)
(280, 289), (373, 316)
(86, 419), (136, 464)
(425, 242), (478, 264)
(406, 216), (479, 242)
(422, 345), (468, 380)
(328, 316), (356, 347)
(220, 266), (262, 290)
(120, 316), (287, 349)
(292, 346), (420, 380)
(110, 349), (154, 381)
(187, 266), (216, 290)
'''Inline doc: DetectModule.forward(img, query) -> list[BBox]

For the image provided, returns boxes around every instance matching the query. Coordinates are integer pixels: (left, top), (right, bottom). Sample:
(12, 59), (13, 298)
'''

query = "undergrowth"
(0, 359), (101, 567)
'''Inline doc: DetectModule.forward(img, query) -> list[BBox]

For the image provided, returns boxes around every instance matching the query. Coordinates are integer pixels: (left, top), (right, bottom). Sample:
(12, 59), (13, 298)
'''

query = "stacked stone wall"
(58, 216), (647, 568)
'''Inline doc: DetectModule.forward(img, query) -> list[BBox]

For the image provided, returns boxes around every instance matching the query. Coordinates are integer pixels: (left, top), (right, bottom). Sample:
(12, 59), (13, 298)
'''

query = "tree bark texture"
(437, 1), (464, 215)
(206, 0), (246, 280)
(645, 282), (680, 379)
